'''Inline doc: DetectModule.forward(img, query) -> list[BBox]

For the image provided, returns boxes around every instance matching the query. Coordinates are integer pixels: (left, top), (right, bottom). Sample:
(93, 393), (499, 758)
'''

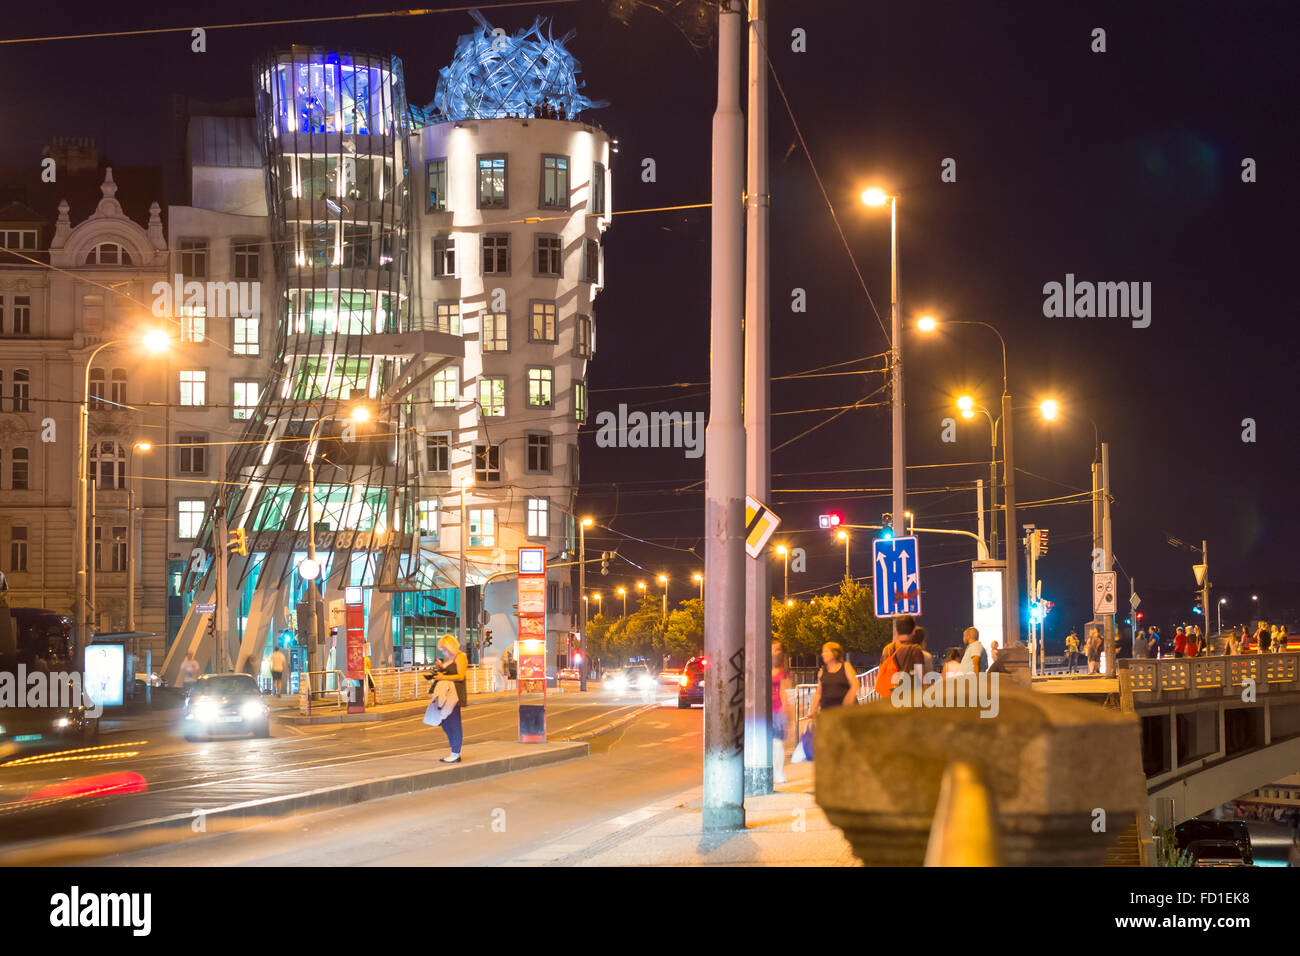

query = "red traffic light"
(818, 513), (843, 529)
(573, 651), (583, 664)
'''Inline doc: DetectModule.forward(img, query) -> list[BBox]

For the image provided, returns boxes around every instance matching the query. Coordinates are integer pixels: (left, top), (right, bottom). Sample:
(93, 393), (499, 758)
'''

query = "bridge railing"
(1127, 652), (1299, 702)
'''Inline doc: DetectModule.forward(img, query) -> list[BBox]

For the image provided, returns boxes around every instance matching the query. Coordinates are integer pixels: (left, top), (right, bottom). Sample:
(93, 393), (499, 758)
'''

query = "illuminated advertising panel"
(971, 567), (1004, 665)
(84, 644), (125, 708)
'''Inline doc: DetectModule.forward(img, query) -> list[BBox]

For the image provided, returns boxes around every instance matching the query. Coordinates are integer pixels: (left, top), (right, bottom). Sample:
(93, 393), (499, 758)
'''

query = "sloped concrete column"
(814, 679), (1144, 866)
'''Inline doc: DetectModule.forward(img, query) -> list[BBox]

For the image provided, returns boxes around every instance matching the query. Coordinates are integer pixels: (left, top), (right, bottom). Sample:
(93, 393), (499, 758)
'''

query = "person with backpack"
(875, 615), (919, 696)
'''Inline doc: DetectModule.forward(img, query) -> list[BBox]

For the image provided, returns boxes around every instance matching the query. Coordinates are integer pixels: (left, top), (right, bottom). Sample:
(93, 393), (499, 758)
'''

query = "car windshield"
(194, 675), (259, 696)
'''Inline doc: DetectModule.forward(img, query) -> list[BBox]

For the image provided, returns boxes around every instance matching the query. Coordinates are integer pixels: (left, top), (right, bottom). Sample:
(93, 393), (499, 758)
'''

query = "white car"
(607, 665), (656, 694)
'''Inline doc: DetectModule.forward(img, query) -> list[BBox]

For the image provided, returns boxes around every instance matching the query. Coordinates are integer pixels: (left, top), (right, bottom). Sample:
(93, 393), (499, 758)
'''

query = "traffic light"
(878, 514), (894, 540)
(1038, 529), (1049, 554)
(227, 527), (248, 556)
(818, 512), (842, 530)
(601, 551), (611, 575)
(484, 628), (493, 648)
(573, 650), (583, 665)
(1136, 611), (1144, 622)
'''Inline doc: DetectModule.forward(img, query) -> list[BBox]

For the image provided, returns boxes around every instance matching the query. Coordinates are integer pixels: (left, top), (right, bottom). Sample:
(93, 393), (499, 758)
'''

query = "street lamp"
(956, 395), (998, 556)
(861, 186), (905, 549)
(76, 331), (169, 651)
(579, 516), (594, 691)
(1218, 597), (1226, 635)
(658, 574), (669, 621)
(459, 474), (472, 665)
(836, 529), (849, 580)
(693, 571), (703, 602)
(775, 543), (789, 602)
(617, 585), (627, 618)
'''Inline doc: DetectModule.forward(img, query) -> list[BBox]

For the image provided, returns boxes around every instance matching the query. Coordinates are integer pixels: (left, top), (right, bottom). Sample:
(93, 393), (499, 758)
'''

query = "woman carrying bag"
(425, 635), (468, 763)
(795, 642), (857, 762)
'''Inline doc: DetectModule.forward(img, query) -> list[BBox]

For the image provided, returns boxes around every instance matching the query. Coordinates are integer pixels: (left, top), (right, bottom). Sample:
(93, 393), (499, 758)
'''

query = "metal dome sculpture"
(430, 10), (607, 122)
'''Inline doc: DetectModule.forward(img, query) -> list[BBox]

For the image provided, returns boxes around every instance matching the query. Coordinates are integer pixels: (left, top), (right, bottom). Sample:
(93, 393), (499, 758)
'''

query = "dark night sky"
(5, 0), (1296, 651)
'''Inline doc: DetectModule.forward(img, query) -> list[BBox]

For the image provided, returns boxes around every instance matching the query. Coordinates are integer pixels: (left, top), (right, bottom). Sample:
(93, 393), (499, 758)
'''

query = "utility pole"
(459, 477), (468, 660)
(578, 517), (588, 691)
(742, 0), (773, 799)
(889, 198), (906, 567)
(1023, 525), (1036, 673)
(976, 479), (986, 559)
(214, 442), (229, 673)
(703, 0), (747, 833)
(1101, 442), (1115, 655)
(89, 476), (97, 636)
(1001, 394), (1020, 647)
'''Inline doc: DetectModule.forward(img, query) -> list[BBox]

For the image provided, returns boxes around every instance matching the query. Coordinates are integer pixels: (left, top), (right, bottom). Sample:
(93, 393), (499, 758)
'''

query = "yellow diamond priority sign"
(744, 495), (781, 558)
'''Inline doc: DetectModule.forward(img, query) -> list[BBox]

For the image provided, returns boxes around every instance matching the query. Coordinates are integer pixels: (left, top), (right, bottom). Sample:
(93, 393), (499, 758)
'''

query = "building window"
(110, 368), (126, 406)
(179, 370), (206, 406)
(233, 380), (260, 420)
(536, 234), (562, 277)
(482, 234), (510, 276)
(591, 161), (606, 215)
(427, 158), (448, 212)
(547, 581), (559, 612)
(426, 434), (450, 473)
(526, 433), (552, 473)
(0, 230), (37, 250)
(431, 367), (459, 407)
(583, 238), (600, 284)
(234, 316), (259, 354)
(467, 507), (496, 547)
(540, 155), (570, 208)
(90, 440), (125, 489)
(182, 305), (206, 343)
(9, 526), (27, 572)
(574, 380), (587, 423)
(527, 367), (554, 408)
(12, 447), (29, 490)
(233, 240), (260, 279)
(177, 499), (206, 539)
(180, 239), (208, 279)
(575, 314), (592, 357)
(432, 236), (456, 278)
(12, 369), (30, 412)
(89, 368), (107, 410)
(418, 498), (441, 537)
(481, 313), (509, 352)
(477, 155), (508, 208)
(178, 435), (207, 476)
(84, 242), (133, 266)
(435, 301), (461, 335)
(529, 301), (557, 343)
(12, 295), (31, 334)
(111, 526), (127, 572)
(527, 497), (550, 538)
(474, 443), (501, 483)
(477, 377), (506, 417)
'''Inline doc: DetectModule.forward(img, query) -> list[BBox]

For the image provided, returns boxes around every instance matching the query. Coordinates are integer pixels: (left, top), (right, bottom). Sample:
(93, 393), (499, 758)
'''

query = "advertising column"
(516, 548), (547, 742)
(344, 586), (366, 714)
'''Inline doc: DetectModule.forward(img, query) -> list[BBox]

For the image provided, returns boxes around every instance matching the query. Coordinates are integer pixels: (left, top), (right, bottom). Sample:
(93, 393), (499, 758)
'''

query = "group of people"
(1060, 621), (1292, 674)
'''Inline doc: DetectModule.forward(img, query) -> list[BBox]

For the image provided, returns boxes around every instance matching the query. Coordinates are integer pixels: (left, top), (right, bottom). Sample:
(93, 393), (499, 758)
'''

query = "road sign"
(872, 535), (921, 618)
(1192, 563), (1207, 586)
(196, 603), (215, 614)
(744, 496), (781, 558)
(1129, 591), (1141, 611)
(1092, 571), (1118, 615)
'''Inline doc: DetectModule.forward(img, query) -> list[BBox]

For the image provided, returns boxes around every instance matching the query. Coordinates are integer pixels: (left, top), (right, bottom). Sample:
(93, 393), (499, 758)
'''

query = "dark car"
(0, 608), (99, 753)
(1175, 819), (1253, 865)
(1186, 839), (1249, 867)
(181, 673), (270, 740)
(678, 656), (707, 709)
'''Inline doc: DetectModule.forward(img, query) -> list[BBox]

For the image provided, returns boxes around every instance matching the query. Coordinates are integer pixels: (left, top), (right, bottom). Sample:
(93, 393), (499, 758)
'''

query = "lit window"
(427, 158), (448, 212)
(474, 443), (501, 483)
(527, 497), (550, 538)
(431, 367), (459, 407)
(540, 155), (569, 208)
(179, 370), (207, 406)
(435, 301), (461, 335)
(477, 155), (508, 208)
(481, 313), (509, 352)
(478, 377), (505, 417)
(418, 498), (441, 537)
(536, 234), (561, 277)
(233, 380), (260, 420)
(468, 507), (496, 547)
(575, 314), (592, 357)
(529, 301), (557, 343)
(527, 367), (554, 408)
(181, 305), (206, 343)
(234, 316), (259, 354)
(177, 500), (206, 539)
(574, 380), (587, 423)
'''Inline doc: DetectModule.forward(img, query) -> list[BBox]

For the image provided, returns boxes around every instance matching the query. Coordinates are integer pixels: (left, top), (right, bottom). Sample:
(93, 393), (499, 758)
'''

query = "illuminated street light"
(1040, 398), (1059, 421)
(916, 315), (937, 333)
(860, 187), (887, 206)
(836, 529), (849, 579)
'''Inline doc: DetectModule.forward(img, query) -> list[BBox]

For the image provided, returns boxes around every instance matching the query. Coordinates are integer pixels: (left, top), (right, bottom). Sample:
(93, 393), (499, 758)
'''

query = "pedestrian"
(1185, 631), (1200, 657)
(809, 642), (858, 719)
(270, 644), (288, 696)
(988, 641), (1001, 672)
(181, 651), (201, 688)
(960, 626), (985, 674)
(1065, 630), (1080, 673)
(1085, 628), (1104, 674)
(1150, 625), (1162, 658)
(1133, 628), (1149, 660)
(427, 635), (468, 763)
(1252, 623), (1269, 653)
(1173, 627), (1187, 658)
(499, 648), (510, 692)
(771, 641), (792, 784)
(913, 626), (935, 677)
(1225, 630), (1238, 655)
(941, 647), (962, 678)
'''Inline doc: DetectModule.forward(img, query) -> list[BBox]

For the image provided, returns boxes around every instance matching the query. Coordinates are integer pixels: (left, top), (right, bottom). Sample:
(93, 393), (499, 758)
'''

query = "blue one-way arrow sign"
(872, 535), (922, 618)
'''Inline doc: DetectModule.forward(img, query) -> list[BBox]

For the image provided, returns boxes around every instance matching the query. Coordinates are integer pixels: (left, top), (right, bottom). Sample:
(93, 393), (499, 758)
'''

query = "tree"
(665, 598), (704, 661)
(771, 578), (892, 662)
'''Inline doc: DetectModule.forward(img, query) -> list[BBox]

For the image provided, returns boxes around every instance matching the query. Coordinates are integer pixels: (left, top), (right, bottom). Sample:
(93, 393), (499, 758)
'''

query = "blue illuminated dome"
(429, 11), (607, 122)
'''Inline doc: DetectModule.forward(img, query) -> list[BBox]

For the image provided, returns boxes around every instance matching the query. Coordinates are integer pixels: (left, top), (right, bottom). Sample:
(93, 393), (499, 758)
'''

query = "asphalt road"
(90, 701), (703, 865)
(0, 685), (671, 846)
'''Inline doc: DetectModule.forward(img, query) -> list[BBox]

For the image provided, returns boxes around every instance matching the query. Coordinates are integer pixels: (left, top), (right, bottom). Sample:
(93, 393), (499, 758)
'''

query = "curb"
(0, 742), (589, 861)
(558, 702), (661, 742)
(275, 691), (521, 725)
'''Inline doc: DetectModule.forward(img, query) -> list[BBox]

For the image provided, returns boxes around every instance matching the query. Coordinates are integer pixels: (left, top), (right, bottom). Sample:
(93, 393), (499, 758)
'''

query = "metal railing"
(299, 669), (346, 713)
(792, 667), (880, 745)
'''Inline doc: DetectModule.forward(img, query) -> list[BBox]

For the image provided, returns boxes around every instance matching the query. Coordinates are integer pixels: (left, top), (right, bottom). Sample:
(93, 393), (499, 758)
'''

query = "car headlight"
(54, 717), (71, 728)
(639, 676), (654, 690)
(241, 699), (266, 719)
(193, 699), (218, 722)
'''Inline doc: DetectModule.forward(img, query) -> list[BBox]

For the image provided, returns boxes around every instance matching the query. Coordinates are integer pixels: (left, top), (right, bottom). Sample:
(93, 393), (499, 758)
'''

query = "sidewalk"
(271, 683), (613, 725)
(508, 760), (859, 866)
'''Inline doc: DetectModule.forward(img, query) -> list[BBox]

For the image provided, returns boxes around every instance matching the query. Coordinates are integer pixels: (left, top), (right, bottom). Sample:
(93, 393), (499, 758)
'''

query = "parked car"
(557, 668), (581, 682)
(678, 656), (707, 709)
(180, 673), (270, 740)
(1175, 819), (1253, 865)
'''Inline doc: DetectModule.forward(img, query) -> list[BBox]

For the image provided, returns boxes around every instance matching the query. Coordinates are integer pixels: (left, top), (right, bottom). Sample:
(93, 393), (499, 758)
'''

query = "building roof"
(0, 161), (166, 240)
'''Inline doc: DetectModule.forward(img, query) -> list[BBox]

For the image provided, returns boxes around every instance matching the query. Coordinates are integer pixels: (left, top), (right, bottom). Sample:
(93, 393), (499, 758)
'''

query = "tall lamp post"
(617, 586), (627, 618)
(693, 572), (704, 603)
(861, 187), (906, 548)
(579, 517), (593, 691)
(658, 574), (669, 621)
(836, 529), (849, 580)
(126, 440), (152, 633)
(1218, 597), (1226, 635)
(775, 544), (789, 602)
(75, 331), (169, 654)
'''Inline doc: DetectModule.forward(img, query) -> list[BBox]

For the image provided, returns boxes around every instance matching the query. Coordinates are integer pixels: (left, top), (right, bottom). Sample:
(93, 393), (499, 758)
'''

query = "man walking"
(270, 643), (288, 696)
(960, 626), (985, 674)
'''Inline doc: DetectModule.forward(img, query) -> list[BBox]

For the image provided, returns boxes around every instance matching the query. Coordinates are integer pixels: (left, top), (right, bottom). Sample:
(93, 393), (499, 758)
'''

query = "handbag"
(791, 722), (814, 763)
(422, 698), (444, 727)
